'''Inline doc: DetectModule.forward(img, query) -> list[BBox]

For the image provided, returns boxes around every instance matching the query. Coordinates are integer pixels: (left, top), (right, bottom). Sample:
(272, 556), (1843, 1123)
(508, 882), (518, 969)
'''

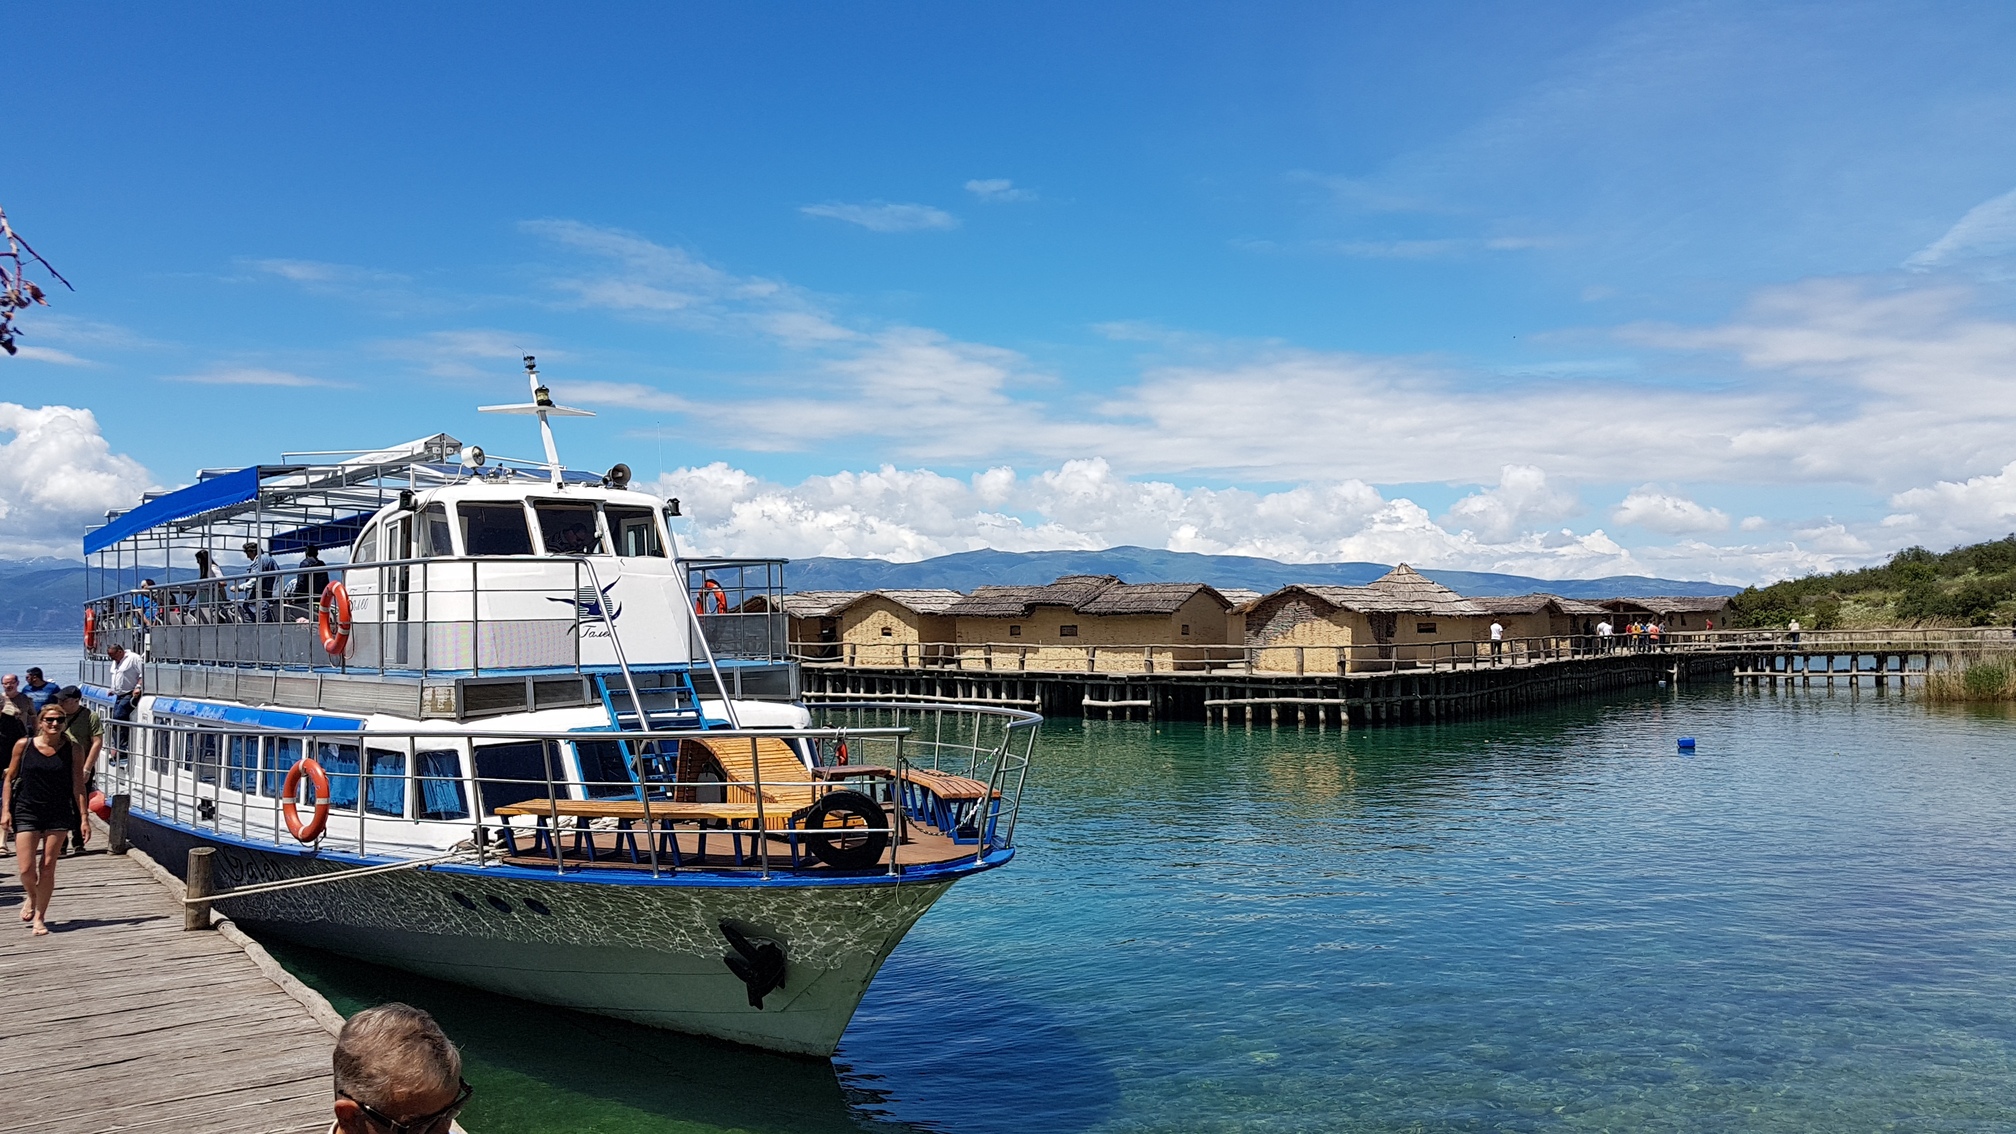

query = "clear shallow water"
(0, 631), (82, 688)
(124, 678), (2016, 1129)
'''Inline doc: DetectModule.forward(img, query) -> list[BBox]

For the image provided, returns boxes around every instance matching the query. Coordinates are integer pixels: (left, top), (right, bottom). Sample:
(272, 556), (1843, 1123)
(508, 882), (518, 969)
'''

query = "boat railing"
(683, 558), (790, 663)
(789, 628), (2016, 676)
(100, 701), (1038, 881)
(86, 554), (639, 678)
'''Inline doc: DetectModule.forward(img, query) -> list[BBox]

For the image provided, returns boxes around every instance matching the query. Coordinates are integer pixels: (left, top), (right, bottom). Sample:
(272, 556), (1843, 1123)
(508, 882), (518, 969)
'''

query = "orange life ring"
(694, 579), (729, 615)
(318, 581), (352, 655)
(83, 606), (98, 651)
(282, 757), (331, 843)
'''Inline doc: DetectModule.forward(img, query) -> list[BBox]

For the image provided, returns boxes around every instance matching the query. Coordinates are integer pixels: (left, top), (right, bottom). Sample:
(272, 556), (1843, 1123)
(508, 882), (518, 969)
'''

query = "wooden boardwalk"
(0, 844), (336, 1134)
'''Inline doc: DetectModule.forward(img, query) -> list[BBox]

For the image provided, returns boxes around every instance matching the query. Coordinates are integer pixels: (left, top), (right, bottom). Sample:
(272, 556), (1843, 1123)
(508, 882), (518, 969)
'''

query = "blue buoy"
(1677, 737), (1696, 750)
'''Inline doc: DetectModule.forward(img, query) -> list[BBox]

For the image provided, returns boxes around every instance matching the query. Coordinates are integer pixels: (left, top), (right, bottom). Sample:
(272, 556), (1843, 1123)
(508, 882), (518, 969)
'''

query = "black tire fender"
(799, 789), (890, 870)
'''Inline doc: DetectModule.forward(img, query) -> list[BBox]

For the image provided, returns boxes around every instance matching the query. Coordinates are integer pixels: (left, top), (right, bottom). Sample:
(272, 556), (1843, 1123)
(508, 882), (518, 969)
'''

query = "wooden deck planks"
(0, 847), (337, 1134)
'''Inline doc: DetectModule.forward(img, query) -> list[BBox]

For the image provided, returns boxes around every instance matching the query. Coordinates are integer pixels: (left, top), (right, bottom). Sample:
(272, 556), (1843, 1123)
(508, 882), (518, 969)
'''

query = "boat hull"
(129, 815), (965, 1056)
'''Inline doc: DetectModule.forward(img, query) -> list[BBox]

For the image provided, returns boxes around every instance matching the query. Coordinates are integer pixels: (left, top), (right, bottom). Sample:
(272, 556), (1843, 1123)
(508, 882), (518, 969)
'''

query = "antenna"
(477, 355), (594, 484)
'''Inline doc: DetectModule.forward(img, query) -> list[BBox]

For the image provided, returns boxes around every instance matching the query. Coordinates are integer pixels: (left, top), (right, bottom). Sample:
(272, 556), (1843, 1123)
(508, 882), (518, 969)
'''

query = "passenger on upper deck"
(133, 579), (161, 626)
(185, 549), (225, 622)
(238, 540), (283, 622)
(286, 545), (329, 621)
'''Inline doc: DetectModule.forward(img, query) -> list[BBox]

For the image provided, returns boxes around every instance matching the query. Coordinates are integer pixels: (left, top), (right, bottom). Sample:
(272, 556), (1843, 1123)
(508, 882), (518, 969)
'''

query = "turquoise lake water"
(11, 628), (2016, 1131)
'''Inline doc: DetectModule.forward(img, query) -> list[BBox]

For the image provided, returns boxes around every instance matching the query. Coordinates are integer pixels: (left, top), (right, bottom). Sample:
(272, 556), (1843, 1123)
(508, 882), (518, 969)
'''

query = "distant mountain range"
(0, 548), (1738, 632)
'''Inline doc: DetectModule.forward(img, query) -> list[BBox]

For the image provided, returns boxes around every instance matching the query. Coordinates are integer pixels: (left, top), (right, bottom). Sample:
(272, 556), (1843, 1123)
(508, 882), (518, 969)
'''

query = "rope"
(180, 849), (476, 905)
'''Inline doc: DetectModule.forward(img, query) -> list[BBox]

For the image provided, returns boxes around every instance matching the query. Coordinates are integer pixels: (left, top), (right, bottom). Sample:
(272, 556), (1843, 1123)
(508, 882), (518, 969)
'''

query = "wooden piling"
(185, 846), (215, 932)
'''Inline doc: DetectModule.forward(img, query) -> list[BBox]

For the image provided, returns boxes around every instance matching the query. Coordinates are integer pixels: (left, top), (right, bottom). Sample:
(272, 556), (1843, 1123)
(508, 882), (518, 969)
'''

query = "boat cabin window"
(415, 748), (469, 820)
(473, 740), (560, 814)
(459, 503), (535, 556)
(421, 504), (455, 558)
(365, 748), (407, 817)
(320, 742), (362, 811)
(605, 506), (665, 558)
(355, 524), (379, 567)
(226, 736), (259, 793)
(262, 737), (303, 797)
(574, 740), (637, 799)
(533, 501), (603, 555)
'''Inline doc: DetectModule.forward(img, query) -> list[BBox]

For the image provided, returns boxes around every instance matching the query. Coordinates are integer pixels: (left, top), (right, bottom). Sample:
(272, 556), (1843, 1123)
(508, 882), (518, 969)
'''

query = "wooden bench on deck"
(897, 769), (1002, 844)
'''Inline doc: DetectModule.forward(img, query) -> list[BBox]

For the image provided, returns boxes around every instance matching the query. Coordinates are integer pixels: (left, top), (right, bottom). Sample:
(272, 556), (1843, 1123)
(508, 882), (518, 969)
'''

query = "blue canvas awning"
(83, 466), (261, 555)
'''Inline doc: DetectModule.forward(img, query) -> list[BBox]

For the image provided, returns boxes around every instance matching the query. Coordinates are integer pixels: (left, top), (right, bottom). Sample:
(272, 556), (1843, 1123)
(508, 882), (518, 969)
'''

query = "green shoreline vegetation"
(1729, 535), (2016, 631)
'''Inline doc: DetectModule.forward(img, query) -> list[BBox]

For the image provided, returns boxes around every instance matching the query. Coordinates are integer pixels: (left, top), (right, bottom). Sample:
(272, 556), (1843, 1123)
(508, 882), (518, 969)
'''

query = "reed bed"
(1924, 660), (2016, 702)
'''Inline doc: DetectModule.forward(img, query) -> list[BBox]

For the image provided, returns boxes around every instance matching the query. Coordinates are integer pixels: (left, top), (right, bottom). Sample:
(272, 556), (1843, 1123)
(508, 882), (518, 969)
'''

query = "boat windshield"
(534, 500), (603, 555)
(460, 502), (535, 556)
(606, 505), (664, 557)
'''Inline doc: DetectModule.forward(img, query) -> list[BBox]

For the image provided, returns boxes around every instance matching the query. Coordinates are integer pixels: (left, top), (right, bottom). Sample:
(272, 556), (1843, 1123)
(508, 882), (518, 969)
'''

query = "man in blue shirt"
(21, 668), (60, 712)
(239, 541), (282, 622)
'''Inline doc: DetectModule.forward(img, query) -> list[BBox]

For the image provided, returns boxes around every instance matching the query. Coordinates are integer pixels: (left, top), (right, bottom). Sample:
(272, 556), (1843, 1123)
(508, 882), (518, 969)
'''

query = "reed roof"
(1601, 595), (1731, 616)
(1254, 566), (1490, 617)
(771, 591), (866, 618)
(850, 589), (966, 615)
(1077, 582), (1232, 615)
(1474, 593), (1607, 616)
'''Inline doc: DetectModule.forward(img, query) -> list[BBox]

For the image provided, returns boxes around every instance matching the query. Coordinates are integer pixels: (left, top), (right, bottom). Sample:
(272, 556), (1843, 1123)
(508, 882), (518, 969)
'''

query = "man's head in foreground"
(332, 1002), (469, 1133)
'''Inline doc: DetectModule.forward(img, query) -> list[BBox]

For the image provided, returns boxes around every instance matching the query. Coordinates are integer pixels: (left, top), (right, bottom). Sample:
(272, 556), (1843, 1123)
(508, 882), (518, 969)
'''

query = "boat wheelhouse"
(75, 362), (1038, 1056)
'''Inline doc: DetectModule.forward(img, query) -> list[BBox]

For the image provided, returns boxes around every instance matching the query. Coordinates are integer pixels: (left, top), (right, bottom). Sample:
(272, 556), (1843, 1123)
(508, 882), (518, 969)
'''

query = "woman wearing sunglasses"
(3, 706), (90, 935)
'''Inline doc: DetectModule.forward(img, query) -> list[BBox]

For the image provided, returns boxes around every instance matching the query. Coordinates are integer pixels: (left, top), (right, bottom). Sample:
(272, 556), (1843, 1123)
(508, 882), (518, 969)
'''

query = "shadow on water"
(263, 934), (1121, 1134)
(263, 939), (919, 1134)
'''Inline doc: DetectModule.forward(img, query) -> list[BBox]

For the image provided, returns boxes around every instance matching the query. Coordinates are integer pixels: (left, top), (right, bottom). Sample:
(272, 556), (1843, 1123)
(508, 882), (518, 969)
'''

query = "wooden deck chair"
(689, 736), (820, 829)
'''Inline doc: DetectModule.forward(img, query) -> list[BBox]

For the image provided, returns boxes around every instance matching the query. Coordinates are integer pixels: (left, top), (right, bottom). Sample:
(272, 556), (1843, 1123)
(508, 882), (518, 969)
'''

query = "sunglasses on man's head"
(341, 1079), (473, 1134)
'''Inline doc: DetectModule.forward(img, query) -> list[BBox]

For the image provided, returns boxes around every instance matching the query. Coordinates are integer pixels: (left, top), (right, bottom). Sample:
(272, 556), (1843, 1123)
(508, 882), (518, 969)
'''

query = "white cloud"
(799, 202), (959, 233)
(1884, 460), (2016, 543)
(1904, 187), (2016, 271)
(1443, 465), (1579, 541)
(567, 381), (690, 413)
(1739, 515), (1769, 532)
(247, 258), (409, 287)
(169, 367), (343, 388)
(374, 329), (544, 380)
(965, 179), (1037, 203)
(9, 346), (94, 366)
(0, 404), (155, 558)
(1612, 487), (1731, 534)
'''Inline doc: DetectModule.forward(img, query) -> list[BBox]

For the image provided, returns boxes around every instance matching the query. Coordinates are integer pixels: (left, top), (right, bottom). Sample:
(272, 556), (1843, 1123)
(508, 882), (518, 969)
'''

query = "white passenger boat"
(75, 360), (1038, 1056)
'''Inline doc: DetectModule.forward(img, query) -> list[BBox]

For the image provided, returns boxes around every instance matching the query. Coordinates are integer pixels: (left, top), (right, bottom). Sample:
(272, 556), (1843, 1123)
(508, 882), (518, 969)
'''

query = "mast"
(478, 356), (594, 484)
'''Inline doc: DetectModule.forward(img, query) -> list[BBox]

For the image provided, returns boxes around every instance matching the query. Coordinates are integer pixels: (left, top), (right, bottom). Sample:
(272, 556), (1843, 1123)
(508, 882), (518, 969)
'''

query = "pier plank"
(0, 848), (336, 1134)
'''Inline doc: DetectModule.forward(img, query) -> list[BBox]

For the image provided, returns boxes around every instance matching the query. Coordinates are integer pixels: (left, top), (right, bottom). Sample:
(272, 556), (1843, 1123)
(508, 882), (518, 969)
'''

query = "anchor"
(720, 920), (786, 1008)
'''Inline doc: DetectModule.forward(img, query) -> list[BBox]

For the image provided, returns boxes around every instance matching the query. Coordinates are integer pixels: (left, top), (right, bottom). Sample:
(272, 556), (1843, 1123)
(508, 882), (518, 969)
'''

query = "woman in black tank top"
(5, 706), (89, 935)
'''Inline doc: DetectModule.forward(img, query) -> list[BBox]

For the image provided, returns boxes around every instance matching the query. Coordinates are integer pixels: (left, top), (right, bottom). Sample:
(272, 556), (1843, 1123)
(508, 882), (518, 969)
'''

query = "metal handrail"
(100, 702), (1036, 880)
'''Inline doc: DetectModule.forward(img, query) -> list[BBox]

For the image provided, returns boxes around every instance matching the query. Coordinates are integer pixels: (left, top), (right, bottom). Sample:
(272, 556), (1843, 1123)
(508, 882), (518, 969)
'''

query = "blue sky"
(8, 2), (2016, 581)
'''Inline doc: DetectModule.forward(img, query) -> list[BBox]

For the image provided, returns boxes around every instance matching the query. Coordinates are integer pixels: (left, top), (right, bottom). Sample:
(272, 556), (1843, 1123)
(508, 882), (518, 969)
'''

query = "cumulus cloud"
(1884, 460), (2016, 543)
(1612, 487), (1731, 534)
(799, 202), (958, 232)
(1905, 187), (2016, 271)
(1443, 465), (1579, 541)
(965, 179), (1036, 202)
(0, 404), (154, 558)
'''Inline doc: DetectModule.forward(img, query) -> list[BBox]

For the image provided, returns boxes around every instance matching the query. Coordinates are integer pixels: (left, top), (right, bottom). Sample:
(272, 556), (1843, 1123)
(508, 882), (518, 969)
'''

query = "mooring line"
(179, 850), (477, 904)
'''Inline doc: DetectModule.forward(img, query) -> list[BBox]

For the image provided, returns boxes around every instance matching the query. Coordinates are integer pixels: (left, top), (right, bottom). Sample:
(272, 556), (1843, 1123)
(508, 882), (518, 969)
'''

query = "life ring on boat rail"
(317, 581), (352, 656)
(83, 606), (98, 651)
(695, 579), (729, 615)
(282, 758), (332, 843)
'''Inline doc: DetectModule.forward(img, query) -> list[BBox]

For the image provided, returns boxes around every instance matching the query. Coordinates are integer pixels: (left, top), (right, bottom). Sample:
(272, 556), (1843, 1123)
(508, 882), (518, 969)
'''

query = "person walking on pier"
(1489, 620), (1504, 662)
(55, 688), (103, 856)
(21, 669), (59, 713)
(330, 1002), (472, 1134)
(1596, 619), (1614, 652)
(4, 706), (90, 935)
(1, 674), (30, 722)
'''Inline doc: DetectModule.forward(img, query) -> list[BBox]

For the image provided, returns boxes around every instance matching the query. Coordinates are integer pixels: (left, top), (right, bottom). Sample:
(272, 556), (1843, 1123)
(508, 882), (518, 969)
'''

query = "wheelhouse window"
(605, 506), (665, 557)
(459, 503), (535, 556)
(421, 504), (454, 557)
(355, 524), (379, 566)
(533, 501), (603, 555)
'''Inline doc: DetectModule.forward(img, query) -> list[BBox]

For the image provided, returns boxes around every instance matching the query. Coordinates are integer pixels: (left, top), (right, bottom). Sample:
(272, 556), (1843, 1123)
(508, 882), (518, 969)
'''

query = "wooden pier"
(802, 650), (1729, 727)
(0, 840), (341, 1134)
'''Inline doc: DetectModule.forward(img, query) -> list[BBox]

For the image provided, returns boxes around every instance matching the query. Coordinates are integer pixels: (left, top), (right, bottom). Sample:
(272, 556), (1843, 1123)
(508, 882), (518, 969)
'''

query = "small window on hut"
(1009, 625), (1022, 637)
(1181, 624), (1191, 636)
(1417, 622), (1437, 634)
(881, 626), (894, 637)
(1059, 625), (1079, 637)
